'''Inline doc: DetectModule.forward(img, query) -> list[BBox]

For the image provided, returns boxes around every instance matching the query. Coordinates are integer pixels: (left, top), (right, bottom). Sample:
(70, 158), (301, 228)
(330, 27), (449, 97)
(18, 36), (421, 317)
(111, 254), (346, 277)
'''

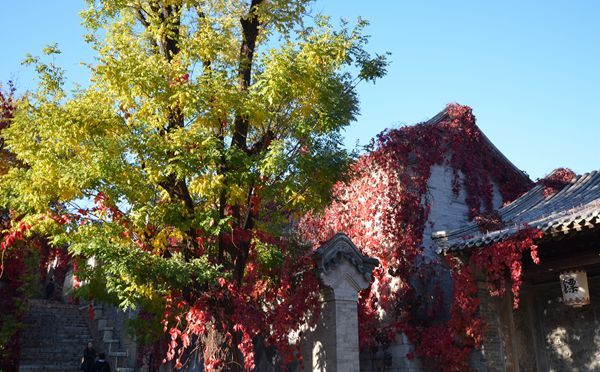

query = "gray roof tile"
(434, 171), (600, 252)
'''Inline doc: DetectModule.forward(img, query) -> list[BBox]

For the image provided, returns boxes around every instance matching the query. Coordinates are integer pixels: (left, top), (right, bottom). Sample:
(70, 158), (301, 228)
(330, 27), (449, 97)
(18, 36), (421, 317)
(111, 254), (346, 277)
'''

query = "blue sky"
(1, 1), (599, 180)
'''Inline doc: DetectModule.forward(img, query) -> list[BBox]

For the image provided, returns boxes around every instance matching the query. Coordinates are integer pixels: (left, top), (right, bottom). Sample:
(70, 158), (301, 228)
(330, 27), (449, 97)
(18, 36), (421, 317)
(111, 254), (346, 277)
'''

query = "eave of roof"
(434, 170), (600, 252)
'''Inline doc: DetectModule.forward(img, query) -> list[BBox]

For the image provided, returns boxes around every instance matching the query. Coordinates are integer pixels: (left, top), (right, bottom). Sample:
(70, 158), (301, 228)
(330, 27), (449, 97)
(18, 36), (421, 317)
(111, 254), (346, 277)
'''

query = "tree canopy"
(0, 1), (387, 370)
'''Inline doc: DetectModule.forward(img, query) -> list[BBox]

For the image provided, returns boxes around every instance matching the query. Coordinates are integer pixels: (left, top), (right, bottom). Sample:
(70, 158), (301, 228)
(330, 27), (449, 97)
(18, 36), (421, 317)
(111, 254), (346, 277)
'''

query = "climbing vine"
(538, 168), (576, 198)
(403, 256), (483, 371)
(157, 245), (321, 370)
(0, 216), (44, 371)
(470, 227), (544, 309)
(300, 103), (533, 371)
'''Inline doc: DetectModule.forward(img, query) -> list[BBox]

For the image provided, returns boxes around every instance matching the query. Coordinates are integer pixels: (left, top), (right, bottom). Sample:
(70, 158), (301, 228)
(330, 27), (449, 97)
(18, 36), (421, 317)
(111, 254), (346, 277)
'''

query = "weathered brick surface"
(476, 281), (507, 372)
(422, 165), (503, 256)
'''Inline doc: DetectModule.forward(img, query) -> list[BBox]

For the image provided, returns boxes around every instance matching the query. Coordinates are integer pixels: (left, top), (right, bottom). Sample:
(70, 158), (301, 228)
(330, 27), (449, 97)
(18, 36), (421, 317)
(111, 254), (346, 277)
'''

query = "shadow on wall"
(544, 299), (600, 371)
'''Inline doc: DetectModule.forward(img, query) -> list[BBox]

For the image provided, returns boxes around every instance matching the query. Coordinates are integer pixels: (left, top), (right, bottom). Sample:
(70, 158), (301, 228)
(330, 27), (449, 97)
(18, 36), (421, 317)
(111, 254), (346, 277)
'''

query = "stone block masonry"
(19, 299), (95, 372)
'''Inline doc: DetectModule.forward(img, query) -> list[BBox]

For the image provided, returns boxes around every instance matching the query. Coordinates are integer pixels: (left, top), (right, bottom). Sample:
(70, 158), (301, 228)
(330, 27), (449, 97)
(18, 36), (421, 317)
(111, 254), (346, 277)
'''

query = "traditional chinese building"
(300, 104), (535, 371)
(434, 170), (600, 371)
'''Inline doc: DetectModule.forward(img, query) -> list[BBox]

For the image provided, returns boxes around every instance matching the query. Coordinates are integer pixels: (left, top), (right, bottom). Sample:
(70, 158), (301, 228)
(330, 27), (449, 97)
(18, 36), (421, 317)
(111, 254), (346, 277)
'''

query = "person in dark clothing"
(95, 352), (111, 372)
(81, 342), (96, 372)
(45, 277), (55, 300)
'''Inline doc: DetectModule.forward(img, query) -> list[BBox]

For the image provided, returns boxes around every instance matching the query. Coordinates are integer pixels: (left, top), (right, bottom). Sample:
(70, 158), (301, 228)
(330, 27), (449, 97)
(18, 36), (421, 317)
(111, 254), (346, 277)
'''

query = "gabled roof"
(422, 108), (529, 184)
(434, 170), (600, 252)
(383, 105), (532, 200)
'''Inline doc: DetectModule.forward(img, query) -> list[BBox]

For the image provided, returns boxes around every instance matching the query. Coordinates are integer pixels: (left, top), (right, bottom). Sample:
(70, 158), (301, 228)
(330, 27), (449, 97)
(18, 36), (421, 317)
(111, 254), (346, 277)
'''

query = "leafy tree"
(0, 1), (387, 370)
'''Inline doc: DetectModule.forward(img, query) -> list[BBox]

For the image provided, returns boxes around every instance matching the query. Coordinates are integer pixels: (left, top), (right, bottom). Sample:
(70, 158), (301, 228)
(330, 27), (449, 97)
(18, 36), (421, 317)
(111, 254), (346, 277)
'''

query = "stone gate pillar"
(306, 233), (378, 372)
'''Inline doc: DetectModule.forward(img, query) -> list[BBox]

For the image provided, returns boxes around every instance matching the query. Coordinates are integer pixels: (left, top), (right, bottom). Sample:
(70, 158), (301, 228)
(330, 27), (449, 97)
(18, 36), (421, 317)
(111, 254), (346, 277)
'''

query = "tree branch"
(231, 0), (264, 151)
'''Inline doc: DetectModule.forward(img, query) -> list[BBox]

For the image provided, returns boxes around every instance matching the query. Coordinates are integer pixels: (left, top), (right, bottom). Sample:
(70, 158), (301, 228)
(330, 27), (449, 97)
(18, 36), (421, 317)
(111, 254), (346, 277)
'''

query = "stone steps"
(18, 299), (134, 371)
(92, 303), (132, 370)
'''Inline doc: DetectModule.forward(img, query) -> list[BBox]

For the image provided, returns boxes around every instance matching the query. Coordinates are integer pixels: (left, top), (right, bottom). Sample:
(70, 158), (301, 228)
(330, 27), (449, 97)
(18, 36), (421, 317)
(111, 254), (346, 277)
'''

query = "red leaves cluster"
(0, 81), (16, 131)
(470, 227), (543, 309)
(300, 103), (532, 370)
(473, 210), (504, 232)
(402, 257), (484, 372)
(0, 222), (31, 279)
(160, 235), (321, 371)
(0, 81), (21, 174)
(538, 167), (576, 198)
(169, 73), (189, 87)
(0, 217), (39, 370)
(0, 222), (28, 253)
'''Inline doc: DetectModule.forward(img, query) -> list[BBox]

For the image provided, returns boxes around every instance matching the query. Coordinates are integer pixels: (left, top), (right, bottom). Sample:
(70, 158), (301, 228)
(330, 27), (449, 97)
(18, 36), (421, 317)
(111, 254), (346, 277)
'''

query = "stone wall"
(360, 333), (427, 372)
(511, 283), (539, 372)
(474, 268), (600, 372)
(475, 276), (523, 372)
(527, 275), (600, 371)
(422, 165), (503, 256)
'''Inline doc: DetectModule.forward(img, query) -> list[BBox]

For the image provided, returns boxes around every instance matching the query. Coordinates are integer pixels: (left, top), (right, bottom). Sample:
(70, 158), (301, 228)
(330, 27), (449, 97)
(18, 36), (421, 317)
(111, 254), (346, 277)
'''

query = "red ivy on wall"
(403, 256), (483, 371)
(300, 103), (533, 371)
(470, 227), (543, 309)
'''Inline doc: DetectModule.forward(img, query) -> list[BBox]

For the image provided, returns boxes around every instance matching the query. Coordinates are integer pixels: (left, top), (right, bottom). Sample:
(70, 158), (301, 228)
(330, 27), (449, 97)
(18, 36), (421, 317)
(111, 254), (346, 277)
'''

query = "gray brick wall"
(476, 280), (507, 372)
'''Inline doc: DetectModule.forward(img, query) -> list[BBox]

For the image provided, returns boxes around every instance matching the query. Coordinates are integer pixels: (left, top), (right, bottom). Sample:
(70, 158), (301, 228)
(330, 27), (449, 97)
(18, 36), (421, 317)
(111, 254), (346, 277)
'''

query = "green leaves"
(41, 43), (62, 56)
(253, 237), (284, 272)
(1, 1), (387, 341)
(70, 222), (220, 309)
